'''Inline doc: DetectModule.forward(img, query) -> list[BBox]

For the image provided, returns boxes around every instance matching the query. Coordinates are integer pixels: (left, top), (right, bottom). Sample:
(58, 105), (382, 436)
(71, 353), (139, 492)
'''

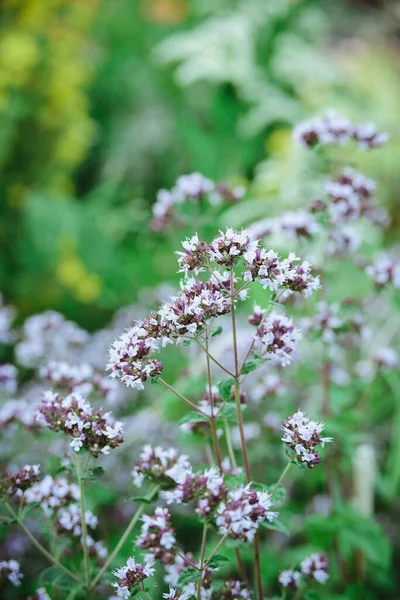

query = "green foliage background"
(0, 1), (399, 598)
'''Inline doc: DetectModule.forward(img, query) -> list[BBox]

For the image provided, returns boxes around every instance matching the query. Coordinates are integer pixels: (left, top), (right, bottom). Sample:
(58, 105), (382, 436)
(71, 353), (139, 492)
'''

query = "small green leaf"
(217, 378), (235, 402)
(206, 554), (230, 569)
(39, 567), (81, 590)
(0, 515), (17, 526)
(82, 466), (105, 480)
(178, 412), (208, 426)
(260, 519), (289, 535)
(178, 568), (201, 586)
(183, 340), (192, 346)
(217, 404), (246, 425)
(211, 326), (223, 337)
(241, 358), (267, 375)
(124, 496), (152, 504)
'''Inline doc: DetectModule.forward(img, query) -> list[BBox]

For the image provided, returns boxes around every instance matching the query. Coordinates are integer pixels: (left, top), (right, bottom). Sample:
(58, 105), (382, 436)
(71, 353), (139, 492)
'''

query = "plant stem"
(5, 503), (83, 586)
(195, 338), (236, 378)
(205, 333), (223, 470)
(74, 454), (91, 588)
(224, 419), (237, 469)
(197, 523), (208, 600)
(203, 531), (228, 569)
(271, 462), (292, 496)
(91, 485), (159, 590)
(159, 378), (209, 417)
(230, 272), (263, 600)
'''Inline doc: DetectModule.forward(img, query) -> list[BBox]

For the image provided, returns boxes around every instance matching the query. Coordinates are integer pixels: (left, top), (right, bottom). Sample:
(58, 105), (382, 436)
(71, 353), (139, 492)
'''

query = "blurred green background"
(0, 0), (398, 328)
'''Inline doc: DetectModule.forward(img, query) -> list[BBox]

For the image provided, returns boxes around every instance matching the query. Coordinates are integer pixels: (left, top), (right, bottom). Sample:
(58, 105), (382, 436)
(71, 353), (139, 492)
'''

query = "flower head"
(137, 507), (176, 564)
(255, 313), (301, 366)
(282, 410), (333, 468)
(132, 445), (191, 488)
(112, 557), (155, 599)
(300, 553), (329, 584)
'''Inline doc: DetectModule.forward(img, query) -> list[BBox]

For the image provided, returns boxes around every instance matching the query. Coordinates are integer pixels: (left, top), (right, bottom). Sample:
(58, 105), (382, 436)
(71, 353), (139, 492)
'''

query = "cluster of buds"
(132, 445), (191, 488)
(243, 250), (320, 298)
(151, 173), (244, 231)
(109, 228), (318, 390)
(0, 294), (15, 344)
(0, 464), (40, 497)
(112, 557), (155, 599)
(365, 252), (400, 289)
(163, 467), (228, 519)
(0, 364), (17, 394)
(249, 211), (319, 242)
(56, 503), (97, 537)
(36, 391), (124, 456)
(216, 484), (277, 542)
(282, 411), (333, 468)
(279, 553), (329, 590)
(293, 111), (388, 149)
(0, 559), (23, 587)
(300, 553), (329, 584)
(323, 170), (388, 228)
(40, 361), (118, 402)
(137, 507), (176, 564)
(16, 311), (89, 368)
(254, 313), (301, 366)
(25, 474), (80, 516)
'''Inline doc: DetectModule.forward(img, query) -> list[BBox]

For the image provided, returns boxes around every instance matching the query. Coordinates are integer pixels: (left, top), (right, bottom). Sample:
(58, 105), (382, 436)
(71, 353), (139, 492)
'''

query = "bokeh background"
(0, 0), (398, 329)
(0, 2), (400, 598)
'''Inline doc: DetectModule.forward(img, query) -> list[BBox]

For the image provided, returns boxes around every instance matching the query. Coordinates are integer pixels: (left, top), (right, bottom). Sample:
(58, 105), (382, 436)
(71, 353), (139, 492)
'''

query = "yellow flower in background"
(56, 242), (102, 304)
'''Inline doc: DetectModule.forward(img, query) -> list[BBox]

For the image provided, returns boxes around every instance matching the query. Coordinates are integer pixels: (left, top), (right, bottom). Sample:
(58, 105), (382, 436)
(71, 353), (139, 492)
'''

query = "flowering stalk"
(5, 503), (83, 586)
(197, 523), (208, 600)
(230, 273), (261, 600)
(271, 462), (292, 496)
(74, 454), (91, 588)
(90, 485), (160, 590)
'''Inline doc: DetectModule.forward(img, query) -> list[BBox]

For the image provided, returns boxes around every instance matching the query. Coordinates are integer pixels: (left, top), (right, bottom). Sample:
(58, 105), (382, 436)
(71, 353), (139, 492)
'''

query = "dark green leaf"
(178, 412), (208, 426)
(241, 358), (267, 375)
(178, 568), (201, 586)
(260, 519), (289, 535)
(217, 404), (239, 424)
(0, 515), (17, 526)
(217, 378), (235, 402)
(211, 326), (223, 337)
(82, 466), (105, 480)
(124, 496), (152, 504)
(206, 554), (230, 569)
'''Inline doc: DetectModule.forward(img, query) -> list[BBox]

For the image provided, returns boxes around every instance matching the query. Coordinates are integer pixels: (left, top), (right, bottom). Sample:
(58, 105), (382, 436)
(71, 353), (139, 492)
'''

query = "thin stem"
(91, 486), (159, 590)
(5, 503), (83, 586)
(74, 454), (91, 588)
(224, 419), (237, 469)
(234, 383), (251, 482)
(175, 549), (201, 572)
(271, 462), (292, 496)
(205, 333), (223, 470)
(197, 523), (208, 600)
(159, 378), (209, 417)
(195, 339), (236, 378)
(230, 272), (262, 600)
(203, 531), (229, 569)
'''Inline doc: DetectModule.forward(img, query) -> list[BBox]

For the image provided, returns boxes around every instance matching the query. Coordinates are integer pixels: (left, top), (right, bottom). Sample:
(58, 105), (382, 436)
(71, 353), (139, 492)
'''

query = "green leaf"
(178, 412), (208, 426)
(260, 519), (289, 535)
(211, 326), (223, 337)
(217, 378), (235, 402)
(82, 466), (105, 480)
(0, 515), (17, 526)
(241, 358), (267, 375)
(39, 567), (81, 590)
(303, 591), (321, 600)
(178, 568), (201, 586)
(206, 554), (230, 569)
(124, 496), (152, 504)
(217, 404), (240, 424)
